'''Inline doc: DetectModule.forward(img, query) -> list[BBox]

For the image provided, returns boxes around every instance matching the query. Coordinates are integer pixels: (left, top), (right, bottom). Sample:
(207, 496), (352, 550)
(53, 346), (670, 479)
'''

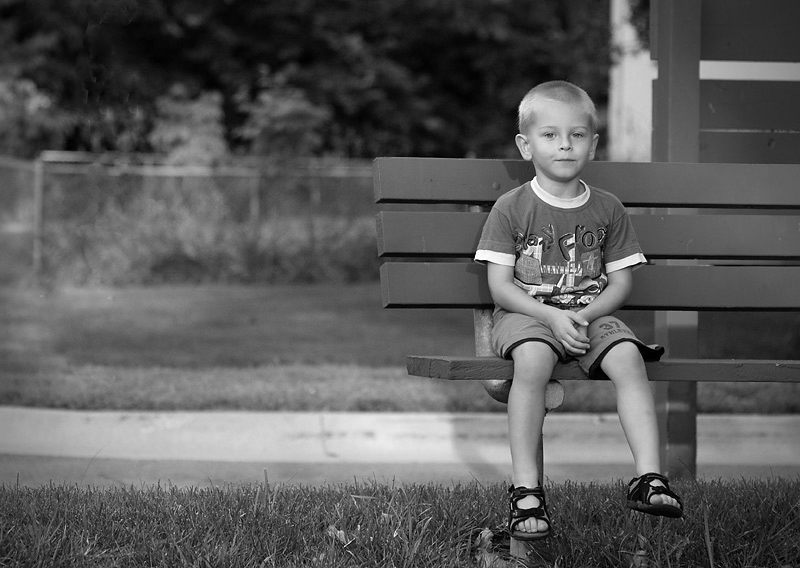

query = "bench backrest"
(375, 158), (800, 312)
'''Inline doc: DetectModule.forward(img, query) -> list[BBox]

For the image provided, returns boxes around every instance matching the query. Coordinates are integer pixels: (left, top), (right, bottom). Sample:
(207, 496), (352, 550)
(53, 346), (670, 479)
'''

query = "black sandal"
(626, 472), (683, 518)
(508, 485), (551, 541)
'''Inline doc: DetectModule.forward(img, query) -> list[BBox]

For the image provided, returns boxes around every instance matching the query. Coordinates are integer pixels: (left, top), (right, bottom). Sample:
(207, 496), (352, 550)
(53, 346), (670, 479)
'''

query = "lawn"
(1, 283), (798, 413)
(1, 478), (798, 567)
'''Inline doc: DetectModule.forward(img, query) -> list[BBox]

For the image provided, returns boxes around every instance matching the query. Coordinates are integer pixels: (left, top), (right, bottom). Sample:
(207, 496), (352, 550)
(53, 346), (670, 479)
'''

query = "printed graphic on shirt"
(513, 222), (608, 307)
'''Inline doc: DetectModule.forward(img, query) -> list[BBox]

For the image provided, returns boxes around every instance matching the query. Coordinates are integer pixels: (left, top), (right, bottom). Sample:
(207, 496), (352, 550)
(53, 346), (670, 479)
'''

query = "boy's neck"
(534, 176), (585, 200)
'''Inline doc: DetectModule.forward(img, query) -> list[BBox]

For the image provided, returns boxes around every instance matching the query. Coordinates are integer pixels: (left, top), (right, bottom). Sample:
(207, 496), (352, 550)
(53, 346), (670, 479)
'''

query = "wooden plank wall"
(700, 0), (800, 163)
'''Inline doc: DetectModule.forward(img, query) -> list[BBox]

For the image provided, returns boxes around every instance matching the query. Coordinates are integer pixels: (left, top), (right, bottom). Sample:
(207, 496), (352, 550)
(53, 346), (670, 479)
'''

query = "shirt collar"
(531, 177), (590, 209)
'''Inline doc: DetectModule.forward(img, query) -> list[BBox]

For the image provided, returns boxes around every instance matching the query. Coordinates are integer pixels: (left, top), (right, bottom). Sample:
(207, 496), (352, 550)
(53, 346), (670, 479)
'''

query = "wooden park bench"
(374, 0), (800, 489)
(374, 156), (800, 474)
(375, 0), (799, 562)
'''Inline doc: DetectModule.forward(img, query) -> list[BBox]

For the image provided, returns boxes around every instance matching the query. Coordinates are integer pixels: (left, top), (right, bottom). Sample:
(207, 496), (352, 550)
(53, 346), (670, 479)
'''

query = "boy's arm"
(576, 266), (634, 324)
(486, 262), (591, 356)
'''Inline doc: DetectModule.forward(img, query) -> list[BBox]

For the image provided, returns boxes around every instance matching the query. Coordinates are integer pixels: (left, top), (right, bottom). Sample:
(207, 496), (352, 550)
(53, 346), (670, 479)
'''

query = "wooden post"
(248, 169), (261, 228)
(32, 156), (45, 283)
(307, 175), (322, 258)
(651, 0), (702, 479)
(474, 308), (513, 402)
(651, 0), (701, 163)
(654, 312), (698, 479)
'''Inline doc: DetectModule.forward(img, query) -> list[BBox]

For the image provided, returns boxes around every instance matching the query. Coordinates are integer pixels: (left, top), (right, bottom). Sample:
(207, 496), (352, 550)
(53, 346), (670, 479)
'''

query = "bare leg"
(601, 341), (680, 509)
(508, 341), (558, 534)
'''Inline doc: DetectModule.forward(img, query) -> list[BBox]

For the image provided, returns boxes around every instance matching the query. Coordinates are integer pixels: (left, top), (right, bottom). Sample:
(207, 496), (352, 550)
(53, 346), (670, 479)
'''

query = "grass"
(1, 478), (798, 567)
(2, 283), (799, 413)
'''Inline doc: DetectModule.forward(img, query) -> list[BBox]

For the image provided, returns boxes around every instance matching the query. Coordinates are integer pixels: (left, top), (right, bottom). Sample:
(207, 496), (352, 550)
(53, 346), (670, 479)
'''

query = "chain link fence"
(0, 156), (37, 284)
(0, 152), (376, 286)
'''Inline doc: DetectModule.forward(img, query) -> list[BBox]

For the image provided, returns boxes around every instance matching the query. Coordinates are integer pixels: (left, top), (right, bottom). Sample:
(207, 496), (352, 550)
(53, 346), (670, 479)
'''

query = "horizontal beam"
(377, 211), (800, 260)
(374, 158), (800, 208)
(408, 355), (800, 383)
(381, 262), (800, 310)
(376, 211), (485, 257)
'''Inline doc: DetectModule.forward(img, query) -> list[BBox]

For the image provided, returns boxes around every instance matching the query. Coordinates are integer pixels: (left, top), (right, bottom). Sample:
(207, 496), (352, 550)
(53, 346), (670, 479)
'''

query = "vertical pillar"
(248, 169), (261, 229)
(651, 0), (701, 163)
(32, 156), (45, 282)
(654, 312), (698, 478)
(651, 0), (702, 479)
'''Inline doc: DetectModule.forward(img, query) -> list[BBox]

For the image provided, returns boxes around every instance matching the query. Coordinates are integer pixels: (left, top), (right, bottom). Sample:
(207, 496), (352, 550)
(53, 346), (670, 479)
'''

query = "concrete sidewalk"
(1, 407), (798, 487)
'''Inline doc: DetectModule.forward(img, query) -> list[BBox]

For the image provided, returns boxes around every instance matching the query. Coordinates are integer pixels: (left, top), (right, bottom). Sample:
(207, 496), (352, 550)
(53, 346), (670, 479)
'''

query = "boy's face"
(515, 99), (599, 189)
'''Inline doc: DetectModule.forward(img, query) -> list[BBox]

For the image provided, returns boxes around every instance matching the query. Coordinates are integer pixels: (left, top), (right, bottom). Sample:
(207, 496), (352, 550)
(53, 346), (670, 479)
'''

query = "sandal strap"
(509, 484), (546, 502)
(628, 472), (682, 506)
(508, 485), (550, 532)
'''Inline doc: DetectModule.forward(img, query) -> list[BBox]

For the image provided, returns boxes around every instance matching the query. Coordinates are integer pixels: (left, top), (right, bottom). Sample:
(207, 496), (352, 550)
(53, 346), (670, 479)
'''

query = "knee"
(601, 341), (648, 382)
(606, 340), (643, 362)
(511, 341), (558, 385)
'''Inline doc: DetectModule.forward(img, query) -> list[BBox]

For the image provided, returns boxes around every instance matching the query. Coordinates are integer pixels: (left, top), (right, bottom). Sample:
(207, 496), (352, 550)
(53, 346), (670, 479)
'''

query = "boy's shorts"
(491, 310), (665, 380)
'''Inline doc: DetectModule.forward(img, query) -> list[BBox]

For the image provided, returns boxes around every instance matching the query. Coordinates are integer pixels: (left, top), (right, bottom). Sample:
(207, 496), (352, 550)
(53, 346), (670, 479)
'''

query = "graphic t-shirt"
(474, 178), (645, 309)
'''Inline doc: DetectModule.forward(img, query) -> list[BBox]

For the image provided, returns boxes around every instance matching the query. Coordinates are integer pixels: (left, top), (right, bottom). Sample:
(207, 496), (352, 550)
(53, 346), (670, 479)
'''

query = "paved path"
(1, 407), (798, 487)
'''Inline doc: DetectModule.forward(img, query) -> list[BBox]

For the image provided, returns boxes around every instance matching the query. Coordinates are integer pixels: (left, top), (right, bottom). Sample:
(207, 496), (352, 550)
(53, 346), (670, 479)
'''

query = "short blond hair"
(518, 81), (598, 134)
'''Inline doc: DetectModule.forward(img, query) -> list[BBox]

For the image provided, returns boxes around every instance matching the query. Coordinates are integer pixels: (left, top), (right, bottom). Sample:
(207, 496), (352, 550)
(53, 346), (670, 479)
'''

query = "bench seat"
(407, 355), (800, 383)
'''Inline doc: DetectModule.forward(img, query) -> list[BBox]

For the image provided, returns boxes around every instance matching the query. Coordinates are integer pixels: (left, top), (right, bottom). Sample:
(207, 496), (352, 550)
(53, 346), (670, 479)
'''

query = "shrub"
(40, 176), (379, 286)
(240, 215), (379, 284)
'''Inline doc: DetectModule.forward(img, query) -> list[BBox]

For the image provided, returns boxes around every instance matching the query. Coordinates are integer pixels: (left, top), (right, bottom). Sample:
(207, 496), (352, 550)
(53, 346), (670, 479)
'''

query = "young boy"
(475, 81), (683, 541)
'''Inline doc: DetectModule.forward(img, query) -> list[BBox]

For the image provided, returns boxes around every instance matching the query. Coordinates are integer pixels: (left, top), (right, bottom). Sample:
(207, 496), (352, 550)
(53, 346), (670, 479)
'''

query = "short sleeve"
(600, 194), (647, 272)
(474, 205), (517, 266)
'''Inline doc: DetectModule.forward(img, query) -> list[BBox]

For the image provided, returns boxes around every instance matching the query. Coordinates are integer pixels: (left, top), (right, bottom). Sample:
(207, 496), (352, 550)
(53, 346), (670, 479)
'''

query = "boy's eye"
(543, 132), (556, 139)
(572, 132), (584, 138)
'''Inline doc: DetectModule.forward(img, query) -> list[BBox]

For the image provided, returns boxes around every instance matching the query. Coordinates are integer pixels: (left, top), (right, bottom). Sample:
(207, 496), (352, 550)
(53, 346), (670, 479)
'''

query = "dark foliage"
(0, 0), (611, 159)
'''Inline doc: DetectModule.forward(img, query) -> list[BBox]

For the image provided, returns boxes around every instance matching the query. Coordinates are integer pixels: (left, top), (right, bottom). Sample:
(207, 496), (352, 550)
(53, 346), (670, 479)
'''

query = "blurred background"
(1, 0), (797, 414)
(0, 0), (630, 288)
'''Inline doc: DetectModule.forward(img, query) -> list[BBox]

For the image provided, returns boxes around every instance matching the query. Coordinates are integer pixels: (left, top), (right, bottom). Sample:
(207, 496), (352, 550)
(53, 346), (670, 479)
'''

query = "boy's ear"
(515, 134), (532, 160)
(589, 133), (599, 160)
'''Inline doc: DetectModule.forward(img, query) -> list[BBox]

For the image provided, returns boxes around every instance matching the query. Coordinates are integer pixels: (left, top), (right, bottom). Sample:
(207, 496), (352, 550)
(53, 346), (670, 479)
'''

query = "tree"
(0, 0), (612, 159)
(0, 78), (70, 158)
(628, 0), (650, 49)
(149, 86), (229, 166)
(235, 70), (330, 159)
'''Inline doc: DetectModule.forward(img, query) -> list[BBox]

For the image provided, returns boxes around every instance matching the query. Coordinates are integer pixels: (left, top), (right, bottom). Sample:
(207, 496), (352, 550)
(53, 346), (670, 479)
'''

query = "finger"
(566, 312), (590, 327)
(562, 339), (588, 356)
(565, 346), (587, 356)
(569, 329), (590, 347)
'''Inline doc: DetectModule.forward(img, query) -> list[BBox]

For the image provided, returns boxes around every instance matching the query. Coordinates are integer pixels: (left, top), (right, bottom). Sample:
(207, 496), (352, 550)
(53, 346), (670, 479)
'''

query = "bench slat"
(381, 262), (800, 310)
(377, 211), (800, 260)
(374, 158), (800, 208)
(408, 355), (800, 383)
(633, 214), (800, 259)
(376, 211), (485, 257)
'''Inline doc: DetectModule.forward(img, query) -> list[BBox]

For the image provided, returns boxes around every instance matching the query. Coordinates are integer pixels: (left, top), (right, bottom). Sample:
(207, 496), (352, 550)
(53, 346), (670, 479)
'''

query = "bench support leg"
(654, 311), (698, 479)
(655, 381), (697, 479)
